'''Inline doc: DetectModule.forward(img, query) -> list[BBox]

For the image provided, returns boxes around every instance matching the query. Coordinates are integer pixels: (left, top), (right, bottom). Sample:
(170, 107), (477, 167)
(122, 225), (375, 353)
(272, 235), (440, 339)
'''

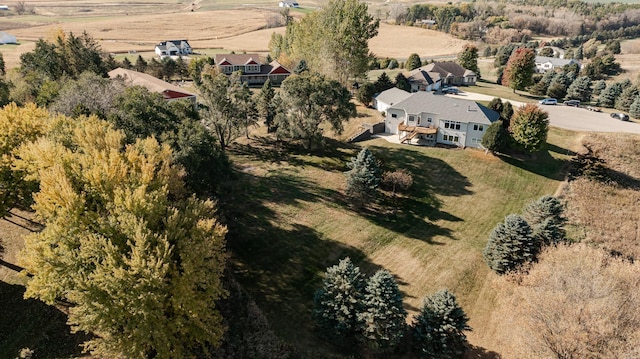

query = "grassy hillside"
(224, 126), (579, 355)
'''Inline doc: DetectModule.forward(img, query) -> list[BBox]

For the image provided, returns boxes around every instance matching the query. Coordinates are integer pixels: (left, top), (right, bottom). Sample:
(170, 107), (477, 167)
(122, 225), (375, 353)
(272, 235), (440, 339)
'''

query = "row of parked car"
(538, 98), (630, 121)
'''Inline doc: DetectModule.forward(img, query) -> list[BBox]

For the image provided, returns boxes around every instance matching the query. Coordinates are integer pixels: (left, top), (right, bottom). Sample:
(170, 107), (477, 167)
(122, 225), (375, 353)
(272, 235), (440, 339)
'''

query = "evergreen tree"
(457, 44), (480, 78)
(483, 46), (492, 58)
(483, 214), (538, 274)
(294, 59), (309, 74)
(615, 86), (639, 112)
(503, 48), (536, 93)
(529, 70), (555, 96)
(357, 270), (407, 352)
(345, 147), (381, 201)
(387, 58), (398, 69)
(121, 57), (132, 69)
(395, 72), (411, 92)
(522, 196), (566, 246)
(509, 104), (549, 153)
(356, 82), (377, 107)
(314, 257), (365, 346)
(629, 96), (640, 119)
(487, 97), (503, 114)
(501, 101), (514, 124)
(546, 83), (567, 100)
(494, 43), (517, 68)
(0, 52), (6, 76)
(566, 76), (592, 102)
(412, 290), (471, 359)
(134, 54), (148, 73)
(481, 120), (509, 153)
(597, 83), (623, 108)
(374, 72), (394, 93)
(405, 53), (422, 70)
(592, 80), (606, 96)
(575, 45), (584, 60)
(257, 79), (280, 133)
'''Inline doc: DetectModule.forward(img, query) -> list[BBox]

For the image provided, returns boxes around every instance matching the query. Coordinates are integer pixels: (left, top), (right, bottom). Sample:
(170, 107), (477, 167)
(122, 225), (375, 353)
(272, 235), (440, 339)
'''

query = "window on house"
(408, 115), (415, 122)
(427, 117), (432, 123)
(444, 120), (461, 130)
(473, 124), (484, 131)
(391, 114), (397, 118)
(417, 117), (421, 125)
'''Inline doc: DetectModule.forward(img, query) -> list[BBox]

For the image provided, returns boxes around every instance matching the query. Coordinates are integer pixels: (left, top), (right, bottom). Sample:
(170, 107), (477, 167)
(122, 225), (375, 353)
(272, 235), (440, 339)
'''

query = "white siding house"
(384, 92), (499, 148)
(373, 88), (411, 113)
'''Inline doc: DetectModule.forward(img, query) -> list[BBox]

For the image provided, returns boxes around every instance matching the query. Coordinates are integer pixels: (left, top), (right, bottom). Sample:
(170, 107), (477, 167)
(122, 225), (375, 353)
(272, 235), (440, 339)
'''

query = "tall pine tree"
(345, 147), (381, 201)
(314, 257), (365, 346)
(412, 289), (471, 359)
(483, 214), (538, 274)
(357, 270), (407, 352)
(522, 196), (566, 246)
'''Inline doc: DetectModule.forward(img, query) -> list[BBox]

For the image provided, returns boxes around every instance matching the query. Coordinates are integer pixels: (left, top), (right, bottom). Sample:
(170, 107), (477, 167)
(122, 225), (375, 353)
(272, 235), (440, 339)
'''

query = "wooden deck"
(398, 123), (437, 143)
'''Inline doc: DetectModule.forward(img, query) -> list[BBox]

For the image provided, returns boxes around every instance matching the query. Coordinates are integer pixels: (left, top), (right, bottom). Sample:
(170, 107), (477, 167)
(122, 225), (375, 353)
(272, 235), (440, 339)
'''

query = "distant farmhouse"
(278, 1), (299, 7)
(108, 68), (197, 104)
(155, 40), (192, 58)
(0, 31), (17, 44)
(407, 62), (476, 92)
(535, 56), (581, 73)
(214, 53), (291, 86)
(383, 90), (499, 148)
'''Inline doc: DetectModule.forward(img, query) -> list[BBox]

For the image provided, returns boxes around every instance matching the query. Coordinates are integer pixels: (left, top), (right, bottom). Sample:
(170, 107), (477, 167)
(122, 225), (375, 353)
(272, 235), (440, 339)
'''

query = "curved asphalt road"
(448, 91), (640, 135)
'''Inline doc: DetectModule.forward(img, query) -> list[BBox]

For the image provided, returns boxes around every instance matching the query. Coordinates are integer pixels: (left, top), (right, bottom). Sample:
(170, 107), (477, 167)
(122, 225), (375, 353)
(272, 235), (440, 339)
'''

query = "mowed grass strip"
(225, 127), (578, 353)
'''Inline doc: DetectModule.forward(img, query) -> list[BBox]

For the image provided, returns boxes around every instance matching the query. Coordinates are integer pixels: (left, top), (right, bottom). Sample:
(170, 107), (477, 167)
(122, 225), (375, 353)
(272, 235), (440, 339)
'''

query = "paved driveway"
(449, 91), (640, 134)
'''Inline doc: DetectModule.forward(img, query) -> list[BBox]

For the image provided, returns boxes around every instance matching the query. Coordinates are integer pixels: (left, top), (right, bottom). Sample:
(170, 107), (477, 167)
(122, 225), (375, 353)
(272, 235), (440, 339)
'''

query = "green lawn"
(225, 126), (578, 355)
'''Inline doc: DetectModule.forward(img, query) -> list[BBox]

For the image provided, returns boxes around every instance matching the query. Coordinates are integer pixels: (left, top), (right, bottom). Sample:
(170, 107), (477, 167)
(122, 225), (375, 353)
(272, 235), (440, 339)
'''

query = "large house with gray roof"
(418, 62), (477, 87)
(214, 53), (291, 86)
(534, 56), (581, 73)
(407, 67), (442, 92)
(384, 92), (499, 148)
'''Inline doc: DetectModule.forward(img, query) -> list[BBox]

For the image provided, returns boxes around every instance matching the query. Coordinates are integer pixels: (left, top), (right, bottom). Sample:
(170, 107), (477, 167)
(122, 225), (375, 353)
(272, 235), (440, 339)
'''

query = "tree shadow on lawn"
(223, 171), (383, 350)
(495, 144), (573, 181)
(229, 136), (358, 173)
(0, 281), (87, 359)
(355, 146), (471, 243)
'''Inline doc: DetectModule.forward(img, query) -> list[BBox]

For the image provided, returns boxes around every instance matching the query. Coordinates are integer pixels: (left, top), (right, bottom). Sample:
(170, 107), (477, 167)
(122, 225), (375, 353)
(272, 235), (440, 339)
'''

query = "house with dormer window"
(214, 53), (291, 86)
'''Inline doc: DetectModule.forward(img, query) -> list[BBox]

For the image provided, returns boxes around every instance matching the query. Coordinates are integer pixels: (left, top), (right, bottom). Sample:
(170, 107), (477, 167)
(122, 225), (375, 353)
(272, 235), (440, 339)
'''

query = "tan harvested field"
(0, 2), (469, 69)
(369, 22), (469, 59)
(619, 39), (640, 83)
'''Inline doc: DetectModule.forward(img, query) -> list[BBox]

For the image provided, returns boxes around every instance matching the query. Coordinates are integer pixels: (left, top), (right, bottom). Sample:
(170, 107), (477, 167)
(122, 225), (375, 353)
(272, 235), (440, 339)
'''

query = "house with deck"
(384, 92), (499, 148)
(155, 40), (192, 57)
(108, 68), (197, 104)
(214, 53), (291, 86)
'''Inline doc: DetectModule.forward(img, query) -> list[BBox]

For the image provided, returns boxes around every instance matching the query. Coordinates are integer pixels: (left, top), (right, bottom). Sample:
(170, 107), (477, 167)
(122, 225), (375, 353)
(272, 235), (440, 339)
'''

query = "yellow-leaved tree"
(14, 115), (228, 358)
(0, 103), (56, 216)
